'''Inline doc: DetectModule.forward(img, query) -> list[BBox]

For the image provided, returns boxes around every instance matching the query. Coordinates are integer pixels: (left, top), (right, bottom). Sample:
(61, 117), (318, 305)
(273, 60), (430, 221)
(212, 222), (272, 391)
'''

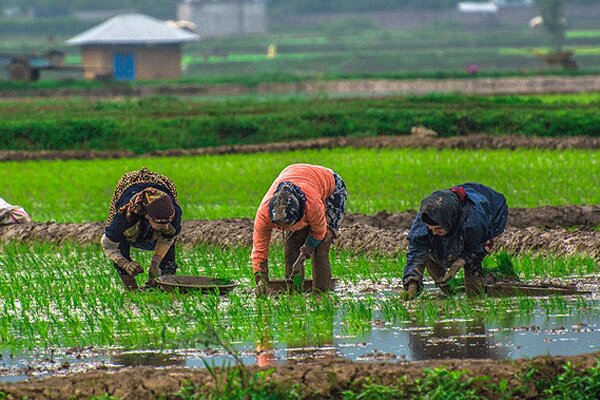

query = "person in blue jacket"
(403, 183), (508, 299)
(100, 168), (182, 290)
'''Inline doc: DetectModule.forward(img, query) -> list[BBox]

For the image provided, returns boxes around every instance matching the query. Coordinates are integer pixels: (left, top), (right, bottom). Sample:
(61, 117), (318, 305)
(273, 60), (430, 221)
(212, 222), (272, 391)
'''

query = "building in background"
(66, 14), (198, 81)
(178, 0), (267, 38)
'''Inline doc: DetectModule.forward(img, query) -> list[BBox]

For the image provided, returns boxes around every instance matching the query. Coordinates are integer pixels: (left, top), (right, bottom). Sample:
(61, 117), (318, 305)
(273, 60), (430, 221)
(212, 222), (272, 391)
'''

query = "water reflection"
(111, 352), (185, 368)
(407, 316), (507, 360)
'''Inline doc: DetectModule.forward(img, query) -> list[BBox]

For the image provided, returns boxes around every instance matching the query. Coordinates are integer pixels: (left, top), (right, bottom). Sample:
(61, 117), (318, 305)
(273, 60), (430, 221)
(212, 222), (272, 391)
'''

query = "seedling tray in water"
(267, 278), (337, 294)
(156, 275), (237, 295)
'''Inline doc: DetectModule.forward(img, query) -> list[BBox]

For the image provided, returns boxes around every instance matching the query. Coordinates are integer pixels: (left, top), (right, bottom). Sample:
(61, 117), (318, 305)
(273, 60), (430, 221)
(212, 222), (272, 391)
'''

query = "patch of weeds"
(343, 368), (486, 400)
(342, 378), (407, 399)
(177, 368), (286, 400)
(412, 367), (485, 399)
(487, 378), (529, 400)
(542, 361), (600, 399)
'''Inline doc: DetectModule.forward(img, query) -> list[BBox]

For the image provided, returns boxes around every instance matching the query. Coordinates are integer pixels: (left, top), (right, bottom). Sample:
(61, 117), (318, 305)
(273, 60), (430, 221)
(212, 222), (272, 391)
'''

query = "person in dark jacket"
(100, 168), (182, 290)
(403, 183), (508, 299)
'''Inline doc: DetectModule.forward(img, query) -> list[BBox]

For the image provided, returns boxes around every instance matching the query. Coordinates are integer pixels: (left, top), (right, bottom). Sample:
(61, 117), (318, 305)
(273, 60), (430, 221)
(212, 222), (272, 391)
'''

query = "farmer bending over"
(403, 183), (508, 299)
(101, 168), (182, 290)
(252, 164), (347, 295)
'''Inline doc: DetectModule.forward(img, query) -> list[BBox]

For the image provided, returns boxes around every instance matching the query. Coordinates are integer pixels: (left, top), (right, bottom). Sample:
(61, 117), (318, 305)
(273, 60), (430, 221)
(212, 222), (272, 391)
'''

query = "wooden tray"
(156, 275), (237, 294)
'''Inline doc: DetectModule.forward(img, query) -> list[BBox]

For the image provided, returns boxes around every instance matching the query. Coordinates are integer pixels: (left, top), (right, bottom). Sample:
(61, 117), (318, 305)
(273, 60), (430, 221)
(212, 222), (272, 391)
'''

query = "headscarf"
(419, 186), (468, 233)
(268, 181), (306, 225)
(118, 187), (175, 223)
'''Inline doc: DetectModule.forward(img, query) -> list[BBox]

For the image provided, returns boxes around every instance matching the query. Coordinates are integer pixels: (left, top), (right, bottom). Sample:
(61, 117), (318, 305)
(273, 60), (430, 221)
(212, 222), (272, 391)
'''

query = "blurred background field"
(0, 0), (599, 84)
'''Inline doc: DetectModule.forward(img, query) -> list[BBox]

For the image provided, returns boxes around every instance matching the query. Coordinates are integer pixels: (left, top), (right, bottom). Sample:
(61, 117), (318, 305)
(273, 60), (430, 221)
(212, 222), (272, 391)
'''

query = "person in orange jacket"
(252, 164), (347, 295)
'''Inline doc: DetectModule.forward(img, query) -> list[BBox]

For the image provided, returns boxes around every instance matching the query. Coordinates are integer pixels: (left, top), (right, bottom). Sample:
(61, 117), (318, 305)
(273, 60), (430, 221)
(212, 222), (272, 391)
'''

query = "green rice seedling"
(1, 241), (598, 359)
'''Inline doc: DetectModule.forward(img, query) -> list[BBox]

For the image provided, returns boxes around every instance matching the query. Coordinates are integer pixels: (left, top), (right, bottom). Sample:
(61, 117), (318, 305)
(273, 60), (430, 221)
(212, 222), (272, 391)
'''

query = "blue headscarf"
(268, 181), (306, 225)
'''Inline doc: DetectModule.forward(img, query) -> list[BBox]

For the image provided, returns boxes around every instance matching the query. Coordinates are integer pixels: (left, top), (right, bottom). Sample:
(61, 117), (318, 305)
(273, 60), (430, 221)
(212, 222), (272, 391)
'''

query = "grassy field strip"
(567, 30), (600, 39)
(499, 47), (600, 56)
(2, 148), (598, 223)
(3, 93), (600, 153)
(0, 242), (596, 351)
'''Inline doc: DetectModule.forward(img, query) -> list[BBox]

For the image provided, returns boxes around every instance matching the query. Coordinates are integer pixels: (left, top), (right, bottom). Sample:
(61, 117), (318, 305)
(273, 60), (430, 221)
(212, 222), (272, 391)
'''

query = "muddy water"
(2, 290), (599, 383)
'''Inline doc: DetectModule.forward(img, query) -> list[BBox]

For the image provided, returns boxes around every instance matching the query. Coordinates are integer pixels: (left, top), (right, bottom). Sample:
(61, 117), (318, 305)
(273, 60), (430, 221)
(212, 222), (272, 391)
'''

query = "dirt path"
(1, 351), (598, 400)
(3, 75), (600, 101)
(1, 206), (599, 259)
(2, 134), (600, 162)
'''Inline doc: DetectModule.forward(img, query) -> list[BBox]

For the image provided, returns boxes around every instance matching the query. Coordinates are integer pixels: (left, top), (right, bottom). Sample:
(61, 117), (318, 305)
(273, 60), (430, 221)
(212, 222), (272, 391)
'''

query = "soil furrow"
(2, 134), (600, 162)
(1, 210), (599, 259)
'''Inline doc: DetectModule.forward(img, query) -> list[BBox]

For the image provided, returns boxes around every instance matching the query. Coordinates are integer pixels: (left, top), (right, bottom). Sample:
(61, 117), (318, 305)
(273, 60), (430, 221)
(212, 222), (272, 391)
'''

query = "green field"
(2, 94), (600, 153)
(2, 148), (599, 222)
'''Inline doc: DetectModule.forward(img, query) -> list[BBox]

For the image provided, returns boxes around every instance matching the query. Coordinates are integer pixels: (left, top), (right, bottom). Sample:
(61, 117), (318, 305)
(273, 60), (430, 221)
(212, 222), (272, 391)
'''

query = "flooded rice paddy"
(2, 278), (598, 383)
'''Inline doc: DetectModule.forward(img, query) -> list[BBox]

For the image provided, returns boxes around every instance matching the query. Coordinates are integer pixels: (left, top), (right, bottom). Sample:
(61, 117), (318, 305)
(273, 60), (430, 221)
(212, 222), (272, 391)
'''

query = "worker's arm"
(100, 234), (129, 267)
(403, 234), (429, 290)
(100, 234), (142, 275)
(460, 223), (488, 265)
(147, 236), (176, 282)
(251, 212), (273, 274)
(304, 198), (327, 249)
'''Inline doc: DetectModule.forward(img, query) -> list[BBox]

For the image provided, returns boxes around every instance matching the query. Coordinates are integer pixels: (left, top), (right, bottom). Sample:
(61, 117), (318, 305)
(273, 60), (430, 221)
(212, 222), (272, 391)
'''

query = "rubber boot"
(284, 227), (309, 292)
(425, 257), (455, 295)
(118, 272), (139, 291)
(312, 228), (334, 293)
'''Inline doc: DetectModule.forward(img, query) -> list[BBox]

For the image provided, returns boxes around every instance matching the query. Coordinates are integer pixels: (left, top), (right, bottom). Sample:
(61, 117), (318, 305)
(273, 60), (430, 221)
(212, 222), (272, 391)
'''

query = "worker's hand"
(122, 260), (143, 276)
(401, 282), (419, 301)
(299, 244), (315, 260)
(438, 257), (466, 284)
(254, 267), (269, 297)
(147, 259), (160, 285)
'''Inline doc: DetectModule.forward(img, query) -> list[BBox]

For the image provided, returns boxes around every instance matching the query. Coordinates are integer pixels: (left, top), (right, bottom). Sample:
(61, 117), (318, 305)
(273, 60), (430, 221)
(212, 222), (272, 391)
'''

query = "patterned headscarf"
(268, 181), (306, 225)
(419, 187), (468, 233)
(118, 187), (175, 223)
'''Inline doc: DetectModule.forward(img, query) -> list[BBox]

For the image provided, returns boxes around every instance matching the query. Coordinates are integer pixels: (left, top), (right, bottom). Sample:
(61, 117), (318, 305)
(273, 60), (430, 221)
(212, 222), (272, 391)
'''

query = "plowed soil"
(2, 134), (600, 162)
(1, 352), (598, 400)
(1, 206), (599, 259)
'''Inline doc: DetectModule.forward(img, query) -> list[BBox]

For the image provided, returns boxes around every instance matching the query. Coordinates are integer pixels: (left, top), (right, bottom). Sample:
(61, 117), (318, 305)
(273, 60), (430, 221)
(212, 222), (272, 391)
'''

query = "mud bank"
(1, 212), (599, 259)
(3, 75), (600, 101)
(344, 205), (600, 230)
(1, 352), (599, 400)
(2, 135), (600, 162)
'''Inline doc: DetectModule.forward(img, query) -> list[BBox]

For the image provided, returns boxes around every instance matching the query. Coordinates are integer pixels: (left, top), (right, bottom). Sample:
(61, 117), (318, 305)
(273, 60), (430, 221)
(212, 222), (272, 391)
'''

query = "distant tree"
(534, 0), (566, 51)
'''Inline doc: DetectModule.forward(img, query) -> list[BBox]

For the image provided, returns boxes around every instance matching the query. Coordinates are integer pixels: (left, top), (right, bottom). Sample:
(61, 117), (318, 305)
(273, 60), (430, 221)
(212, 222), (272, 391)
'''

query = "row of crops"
(2, 94), (600, 153)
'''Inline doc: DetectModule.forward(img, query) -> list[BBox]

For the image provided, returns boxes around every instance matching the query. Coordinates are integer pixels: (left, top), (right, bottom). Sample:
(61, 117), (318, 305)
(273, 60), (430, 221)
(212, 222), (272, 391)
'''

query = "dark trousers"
(423, 254), (486, 295)
(284, 226), (334, 292)
(113, 240), (178, 276)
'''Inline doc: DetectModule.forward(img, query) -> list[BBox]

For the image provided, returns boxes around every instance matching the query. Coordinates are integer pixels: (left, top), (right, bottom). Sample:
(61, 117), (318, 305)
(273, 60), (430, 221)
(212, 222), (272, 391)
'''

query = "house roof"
(66, 14), (199, 46)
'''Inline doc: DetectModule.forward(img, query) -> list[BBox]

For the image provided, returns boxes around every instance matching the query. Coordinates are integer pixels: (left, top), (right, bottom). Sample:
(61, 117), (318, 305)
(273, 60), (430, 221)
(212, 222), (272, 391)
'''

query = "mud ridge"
(2, 134), (600, 162)
(344, 205), (600, 230)
(1, 352), (598, 400)
(1, 212), (600, 260)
